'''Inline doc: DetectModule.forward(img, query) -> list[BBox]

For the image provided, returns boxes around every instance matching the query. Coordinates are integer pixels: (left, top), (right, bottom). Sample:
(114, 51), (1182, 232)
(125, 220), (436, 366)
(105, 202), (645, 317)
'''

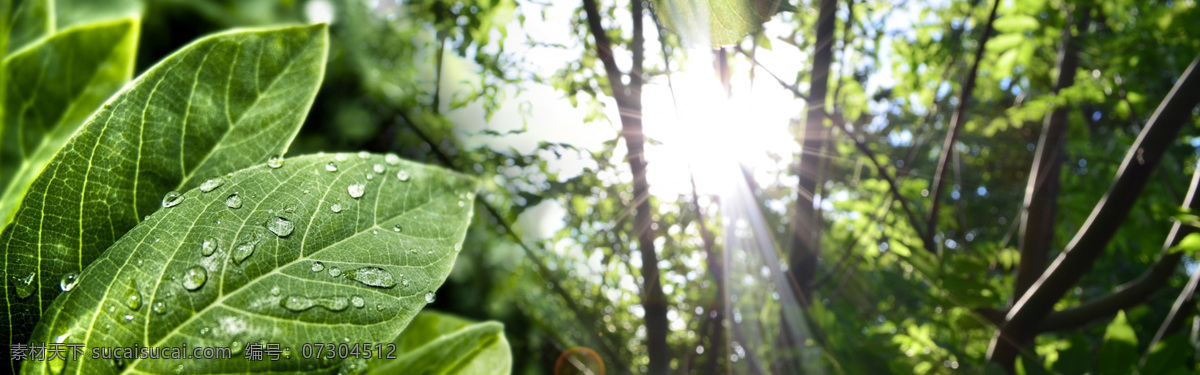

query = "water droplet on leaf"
(335, 154), (348, 162)
(182, 266), (207, 291)
(357, 151), (370, 159)
(424, 292), (436, 303)
(328, 267), (342, 277)
(233, 241), (256, 264)
(330, 203), (342, 213)
(385, 153), (401, 165)
(396, 170), (409, 181)
(311, 261), (325, 272)
(226, 194), (243, 209)
(345, 267), (396, 288)
(162, 191), (184, 208)
(201, 237), (220, 257)
(348, 183), (365, 198)
(280, 295), (350, 312)
(393, 224), (402, 232)
(60, 273), (79, 292)
(351, 296), (364, 308)
(268, 155), (284, 168)
(199, 178), (224, 192)
(373, 164), (385, 174)
(266, 216), (294, 238)
(153, 301), (166, 315)
(326, 162), (339, 172)
(125, 280), (142, 310)
(270, 286), (281, 295)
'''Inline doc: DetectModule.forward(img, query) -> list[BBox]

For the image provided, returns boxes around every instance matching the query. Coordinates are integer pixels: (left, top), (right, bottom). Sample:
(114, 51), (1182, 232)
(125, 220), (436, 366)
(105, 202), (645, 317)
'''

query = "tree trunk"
(580, 0), (669, 373)
(1013, 3), (1088, 309)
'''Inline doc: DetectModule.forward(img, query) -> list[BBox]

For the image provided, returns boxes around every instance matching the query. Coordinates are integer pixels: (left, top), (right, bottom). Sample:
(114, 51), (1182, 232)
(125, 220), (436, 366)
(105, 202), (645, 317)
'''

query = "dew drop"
(393, 224), (402, 232)
(458, 200), (465, 207)
(311, 261), (325, 272)
(375, 304), (383, 311)
(124, 280), (142, 310)
(266, 216), (294, 238)
(328, 267), (342, 277)
(424, 292), (436, 303)
(233, 241), (256, 264)
(335, 154), (348, 162)
(326, 162), (339, 172)
(330, 203), (342, 213)
(153, 301), (166, 315)
(225, 194), (243, 209)
(123, 314), (134, 323)
(454, 243), (463, 252)
(161, 191), (184, 208)
(201, 237), (220, 257)
(270, 286), (281, 295)
(351, 296), (365, 308)
(357, 151), (371, 159)
(267, 155), (285, 168)
(285, 206), (295, 213)
(348, 183), (365, 199)
(199, 178), (225, 193)
(345, 267), (396, 288)
(60, 272), (79, 292)
(182, 266), (207, 291)
(281, 295), (350, 312)
(372, 229), (378, 235)
(385, 153), (401, 165)
(401, 279), (409, 286)
(373, 164), (385, 174)
(396, 170), (410, 181)
(365, 173), (374, 180)
(230, 341), (243, 355)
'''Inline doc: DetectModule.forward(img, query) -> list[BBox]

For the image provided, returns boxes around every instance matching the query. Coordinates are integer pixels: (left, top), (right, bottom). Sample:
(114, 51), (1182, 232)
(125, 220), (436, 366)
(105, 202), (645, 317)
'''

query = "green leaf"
(1169, 232), (1200, 255)
(0, 18), (140, 227)
(1, 24), (328, 356)
(54, 0), (143, 29)
(653, 0), (784, 47)
(1097, 310), (1138, 375)
(24, 153), (477, 374)
(363, 311), (511, 375)
(993, 15), (1039, 33)
(4, 0), (53, 55)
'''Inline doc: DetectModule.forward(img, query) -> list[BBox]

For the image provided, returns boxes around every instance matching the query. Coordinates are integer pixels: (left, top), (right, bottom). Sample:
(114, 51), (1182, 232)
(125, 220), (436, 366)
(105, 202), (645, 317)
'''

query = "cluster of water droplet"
(23, 151), (457, 349)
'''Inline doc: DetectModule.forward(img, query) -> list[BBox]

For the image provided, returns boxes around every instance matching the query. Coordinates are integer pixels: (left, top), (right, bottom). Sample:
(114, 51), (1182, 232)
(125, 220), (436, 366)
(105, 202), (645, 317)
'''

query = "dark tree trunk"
(581, 0), (669, 373)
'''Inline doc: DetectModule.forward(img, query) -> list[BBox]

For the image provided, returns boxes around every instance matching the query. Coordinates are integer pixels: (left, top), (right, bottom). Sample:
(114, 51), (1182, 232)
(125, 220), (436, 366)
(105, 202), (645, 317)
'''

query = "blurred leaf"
(366, 311), (511, 375)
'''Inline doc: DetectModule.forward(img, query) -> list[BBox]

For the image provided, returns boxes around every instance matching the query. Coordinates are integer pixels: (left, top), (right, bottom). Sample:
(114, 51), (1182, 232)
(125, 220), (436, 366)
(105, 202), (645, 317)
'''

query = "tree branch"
(1141, 159), (1200, 367)
(989, 53), (1200, 368)
(926, 0), (1001, 249)
(1013, 3), (1088, 306)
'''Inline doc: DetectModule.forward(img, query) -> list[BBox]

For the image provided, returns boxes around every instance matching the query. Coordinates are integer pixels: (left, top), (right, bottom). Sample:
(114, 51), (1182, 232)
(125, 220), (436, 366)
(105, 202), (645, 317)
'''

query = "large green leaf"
(1, 24), (327, 356)
(23, 153), (476, 374)
(0, 18), (140, 227)
(361, 311), (511, 375)
(53, 0), (142, 29)
(652, 0), (785, 47)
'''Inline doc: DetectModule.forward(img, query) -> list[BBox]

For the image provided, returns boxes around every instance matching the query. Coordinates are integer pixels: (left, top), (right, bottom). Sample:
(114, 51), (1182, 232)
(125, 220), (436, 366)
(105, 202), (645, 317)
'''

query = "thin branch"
(1141, 159), (1200, 369)
(926, 0), (1002, 248)
(828, 113), (936, 253)
(734, 46), (810, 102)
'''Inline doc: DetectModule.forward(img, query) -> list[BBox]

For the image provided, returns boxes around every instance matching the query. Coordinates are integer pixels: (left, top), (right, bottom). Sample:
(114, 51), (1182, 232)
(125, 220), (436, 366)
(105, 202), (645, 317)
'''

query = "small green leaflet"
(24, 153), (477, 374)
(0, 18), (139, 226)
(2, 24), (327, 357)
(362, 312), (511, 375)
